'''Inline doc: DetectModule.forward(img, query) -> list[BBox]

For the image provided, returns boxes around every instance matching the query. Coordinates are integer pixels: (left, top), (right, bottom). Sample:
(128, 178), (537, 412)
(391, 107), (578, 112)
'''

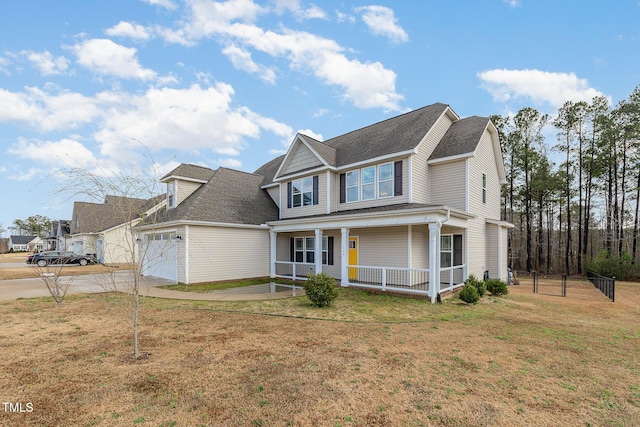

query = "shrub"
(485, 279), (509, 296)
(458, 284), (480, 304)
(585, 250), (638, 281)
(303, 273), (339, 307)
(464, 274), (486, 297)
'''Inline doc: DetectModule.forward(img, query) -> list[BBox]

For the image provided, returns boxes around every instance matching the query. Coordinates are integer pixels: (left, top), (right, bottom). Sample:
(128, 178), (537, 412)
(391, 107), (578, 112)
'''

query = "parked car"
(26, 251), (97, 267)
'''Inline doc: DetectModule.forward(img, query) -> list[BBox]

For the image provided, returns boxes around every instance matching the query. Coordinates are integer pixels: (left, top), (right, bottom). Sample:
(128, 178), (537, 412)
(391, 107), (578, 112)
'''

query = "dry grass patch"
(0, 279), (638, 426)
(0, 252), (134, 280)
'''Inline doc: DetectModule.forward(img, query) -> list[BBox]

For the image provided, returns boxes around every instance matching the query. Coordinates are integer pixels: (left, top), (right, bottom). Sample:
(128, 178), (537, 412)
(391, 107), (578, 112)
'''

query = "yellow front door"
(348, 237), (358, 280)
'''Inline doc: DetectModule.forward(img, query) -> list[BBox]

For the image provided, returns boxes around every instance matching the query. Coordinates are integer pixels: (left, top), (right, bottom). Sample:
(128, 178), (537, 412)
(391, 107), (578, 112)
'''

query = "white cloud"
(336, 10), (356, 23)
(142, 0), (177, 10)
(93, 83), (292, 159)
(298, 128), (323, 141)
(478, 69), (606, 108)
(71, 38), (157, 81)
(273, 0), (327, 20)
(218, 157), (242, 168)
(22, 50), (69, 75)
(503, 0), (522, 7)
(105, 21), (152, 41)
(8, 138), (98, 169)
(156, 0), (404, 111)
(0, 56), (10, 74)
(356, 6), (408, 44)
(222, 44), (277, 84)
(0, 87), (101, 132)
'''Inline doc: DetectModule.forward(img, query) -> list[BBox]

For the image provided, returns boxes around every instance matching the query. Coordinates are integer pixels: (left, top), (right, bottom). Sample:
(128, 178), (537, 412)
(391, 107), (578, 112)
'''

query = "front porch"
(268, 207), (472, 303)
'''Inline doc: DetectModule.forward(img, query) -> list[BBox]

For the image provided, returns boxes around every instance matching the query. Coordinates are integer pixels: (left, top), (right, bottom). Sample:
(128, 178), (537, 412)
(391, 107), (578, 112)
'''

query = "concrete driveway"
(0, 272), (172, 301)
(0, 272), (303, 301)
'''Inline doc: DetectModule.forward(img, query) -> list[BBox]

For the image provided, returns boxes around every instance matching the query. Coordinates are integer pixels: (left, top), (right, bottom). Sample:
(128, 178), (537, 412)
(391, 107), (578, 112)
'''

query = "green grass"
(158, 277), (303, 293)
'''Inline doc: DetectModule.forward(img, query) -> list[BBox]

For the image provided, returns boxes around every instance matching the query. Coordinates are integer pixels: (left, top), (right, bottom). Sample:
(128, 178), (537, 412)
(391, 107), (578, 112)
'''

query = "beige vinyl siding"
(485, 224), (498, 278)
(186, 225), (270, 283)
(101, 224), (136, 264)
(411, 224), (429, 269)
(412, 113), (455, 204)
(466, 129), (503, 279)
(176, 180), (202, 206)
(282, 143), (323, 175)
(352, 226), (408, 268)
(266, 186), (280, 208)
(430, 160), (467, 211)
(177, 226), (186, 283)
(337, 158), (409, 212)
(280, 173), (327, 219)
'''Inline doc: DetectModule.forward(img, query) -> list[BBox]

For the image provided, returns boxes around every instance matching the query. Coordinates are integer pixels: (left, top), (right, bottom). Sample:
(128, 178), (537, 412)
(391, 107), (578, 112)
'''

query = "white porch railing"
(439, 265), (466, 293)
(345, 265), (431, 296)
(274, 261), (316, 281)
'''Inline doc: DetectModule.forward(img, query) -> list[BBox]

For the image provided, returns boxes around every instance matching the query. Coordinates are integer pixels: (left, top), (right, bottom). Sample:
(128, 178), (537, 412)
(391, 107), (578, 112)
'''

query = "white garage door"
(141, 232), (177, 282)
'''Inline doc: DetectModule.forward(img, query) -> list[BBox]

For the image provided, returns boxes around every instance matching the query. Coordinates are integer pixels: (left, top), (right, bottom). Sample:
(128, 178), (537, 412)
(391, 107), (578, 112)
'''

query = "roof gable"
(274, 134), (337, 179)
(161, 163), (216, 183)
(71, 195), (163, 234)
(429, 116), (489, 161)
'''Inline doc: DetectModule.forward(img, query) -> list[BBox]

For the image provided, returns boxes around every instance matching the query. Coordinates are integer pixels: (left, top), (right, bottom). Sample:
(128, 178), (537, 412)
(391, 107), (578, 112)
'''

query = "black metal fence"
(532, 271), (567, 297)
(586, 271), (615, 302)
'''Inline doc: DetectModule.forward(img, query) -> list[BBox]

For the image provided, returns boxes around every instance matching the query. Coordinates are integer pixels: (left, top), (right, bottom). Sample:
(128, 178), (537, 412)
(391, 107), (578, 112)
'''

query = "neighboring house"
(68, 195), (165, 264)
(45, 220), (70, 251)
(8, 235), (42, 252)
(139, 103), (513, 302)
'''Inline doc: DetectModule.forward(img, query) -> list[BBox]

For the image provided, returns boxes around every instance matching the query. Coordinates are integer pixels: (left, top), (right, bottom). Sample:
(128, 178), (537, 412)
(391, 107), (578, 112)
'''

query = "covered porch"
(267, 206), (473, 303)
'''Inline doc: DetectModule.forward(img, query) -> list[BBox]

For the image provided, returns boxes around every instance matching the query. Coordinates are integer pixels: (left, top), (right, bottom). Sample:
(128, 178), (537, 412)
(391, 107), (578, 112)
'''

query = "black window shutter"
(394, 160), (403, 196)
(453, 234), (463, 266)
(339, 173), (346, 203)
(328, 236), (334, 265)
(312, 175), (319, 205)
(290, 238), (294, 262)
(287, 182), (292, 208)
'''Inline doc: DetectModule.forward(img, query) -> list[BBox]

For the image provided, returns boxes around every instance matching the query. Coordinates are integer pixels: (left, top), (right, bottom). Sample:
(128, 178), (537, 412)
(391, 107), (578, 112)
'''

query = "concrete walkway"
(0, 272), (304, 301)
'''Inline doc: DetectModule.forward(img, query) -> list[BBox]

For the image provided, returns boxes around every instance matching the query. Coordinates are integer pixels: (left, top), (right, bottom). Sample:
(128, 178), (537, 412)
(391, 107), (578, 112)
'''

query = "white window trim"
(290, 177), (314, 208)
(294, 236), (329, 265)
(346, 161), (394, 203)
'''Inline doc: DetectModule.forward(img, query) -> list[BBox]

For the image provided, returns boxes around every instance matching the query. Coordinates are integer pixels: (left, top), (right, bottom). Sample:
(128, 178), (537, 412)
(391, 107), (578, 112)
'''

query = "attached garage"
(140, 232), (177, 282)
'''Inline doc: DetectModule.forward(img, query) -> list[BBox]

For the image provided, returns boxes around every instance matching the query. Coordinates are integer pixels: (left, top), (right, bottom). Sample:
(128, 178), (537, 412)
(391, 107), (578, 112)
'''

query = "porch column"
(314, 229), (323, 275)
(428, 222), (442, 303)
(269, 231), (277, 279)
(341, 227), (349, 286)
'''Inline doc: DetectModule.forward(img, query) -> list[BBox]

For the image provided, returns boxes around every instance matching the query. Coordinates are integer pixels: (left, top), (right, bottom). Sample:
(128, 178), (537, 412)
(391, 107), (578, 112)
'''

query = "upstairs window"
(340, 161), (401, 203)
(482, 174), (487, 204)
(287, 176), (319, 208)
(167, 182), (176, 208)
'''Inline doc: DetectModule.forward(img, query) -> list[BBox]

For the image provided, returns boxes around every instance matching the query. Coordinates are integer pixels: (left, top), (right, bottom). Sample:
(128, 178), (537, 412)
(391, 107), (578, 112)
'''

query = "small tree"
(56, 151), (165, 359)
(303, 273), (339, 307)
(35, 261), (72, 308)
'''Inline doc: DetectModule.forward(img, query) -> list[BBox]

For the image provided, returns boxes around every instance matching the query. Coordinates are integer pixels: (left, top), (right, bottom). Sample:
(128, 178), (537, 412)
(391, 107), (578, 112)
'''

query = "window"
(167, 182), (175, 208)
(361, 166), (375, 200)
(291, 236), (333, 265)
(440, 235), (452, 268)
(441, 234), (463, 268)
(343, 161), (395, 203)
(482, 174), (486, 204)
(378, 163), (393, 198)
(288, 176), (318, 208)
(346, 170), (359, 202)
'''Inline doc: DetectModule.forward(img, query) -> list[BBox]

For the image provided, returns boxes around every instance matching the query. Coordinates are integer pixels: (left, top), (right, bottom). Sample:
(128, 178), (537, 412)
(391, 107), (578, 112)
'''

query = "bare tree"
(35, 261), (73, 308)
(56, 158), (166, 359)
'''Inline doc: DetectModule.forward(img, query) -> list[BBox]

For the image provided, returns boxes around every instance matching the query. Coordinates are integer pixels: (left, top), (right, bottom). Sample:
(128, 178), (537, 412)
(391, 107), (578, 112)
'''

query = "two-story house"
(138, 103), (512, 302)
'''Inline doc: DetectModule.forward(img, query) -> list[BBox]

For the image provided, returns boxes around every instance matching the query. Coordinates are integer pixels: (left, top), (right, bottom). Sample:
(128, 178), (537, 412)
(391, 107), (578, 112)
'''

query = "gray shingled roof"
(161, 163), (216, 182)
(325, 103), (449, 167)
(71, 195), (162, 234)
(10, 235), (38, 244)
(153, 167), (278, 225)
(429, 116), (489, 161)
(254, 155), (284, 186)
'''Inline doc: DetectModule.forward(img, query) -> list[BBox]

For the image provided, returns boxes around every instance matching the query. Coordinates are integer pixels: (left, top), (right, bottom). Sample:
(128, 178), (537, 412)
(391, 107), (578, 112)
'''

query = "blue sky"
(1, 0), (639, 236)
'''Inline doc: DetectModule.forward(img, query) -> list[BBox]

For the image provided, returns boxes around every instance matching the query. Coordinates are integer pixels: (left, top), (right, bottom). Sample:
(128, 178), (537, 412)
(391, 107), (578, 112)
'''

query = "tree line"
(492, 85), (640, 278)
